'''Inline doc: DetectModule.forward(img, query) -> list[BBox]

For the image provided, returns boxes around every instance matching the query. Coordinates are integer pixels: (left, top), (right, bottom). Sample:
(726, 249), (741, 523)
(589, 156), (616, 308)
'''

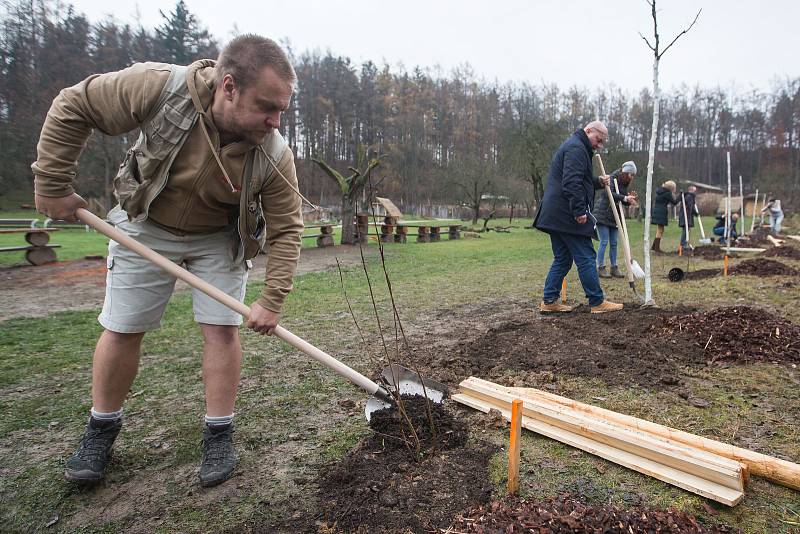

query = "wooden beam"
(504, 383), (800, 491)
(460, 379), (745, 491)
(453, 393), (744, 506)
(725, 247), (766, 252)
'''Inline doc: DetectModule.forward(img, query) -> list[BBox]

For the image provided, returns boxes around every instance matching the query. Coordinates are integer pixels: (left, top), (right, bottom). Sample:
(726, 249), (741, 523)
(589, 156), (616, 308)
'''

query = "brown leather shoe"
(590, 300), (624, 314)
(539, 301), (573, 313)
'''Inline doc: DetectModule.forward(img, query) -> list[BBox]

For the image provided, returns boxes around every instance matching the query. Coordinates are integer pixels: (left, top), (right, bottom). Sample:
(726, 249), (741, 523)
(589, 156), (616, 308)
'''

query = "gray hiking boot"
(64, 417), (122, 483)
(610, 265), (624, 278)
(598, 266), (611, 278)
(199, 423), (236, 487)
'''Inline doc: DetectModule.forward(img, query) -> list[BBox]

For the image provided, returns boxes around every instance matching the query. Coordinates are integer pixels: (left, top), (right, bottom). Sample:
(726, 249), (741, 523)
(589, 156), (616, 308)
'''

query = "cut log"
(316, 235), (334, 248)
(505, 384), (800, 491)
(25, 246), (58, 265)
(453, 393), (744, 506)
(460, 379), (745, 492)
(25, 231), (51, 246)
(724, 247), (766, 252)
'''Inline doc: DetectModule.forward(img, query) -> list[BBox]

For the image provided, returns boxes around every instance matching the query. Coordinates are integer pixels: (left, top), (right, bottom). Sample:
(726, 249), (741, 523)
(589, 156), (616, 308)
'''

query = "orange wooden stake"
(507, 399), (523, 494)
(561, 279), (567, 303)
(678, 244), (683, 256)
(723, 255), (729, 276)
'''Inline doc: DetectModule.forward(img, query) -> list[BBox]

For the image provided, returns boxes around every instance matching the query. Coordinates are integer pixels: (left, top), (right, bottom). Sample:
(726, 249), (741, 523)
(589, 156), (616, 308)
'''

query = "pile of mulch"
(763, 245), (800, 259)
(288, 396), (496, 533)
(654, 306), (800, 363)
(728, 258), (799, 276)
(691, 245), (729, 260)
(449, 496), (738, 533)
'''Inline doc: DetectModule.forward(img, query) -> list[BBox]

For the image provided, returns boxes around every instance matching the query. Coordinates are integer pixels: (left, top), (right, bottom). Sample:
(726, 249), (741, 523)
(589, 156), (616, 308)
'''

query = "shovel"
(594, 155), (645, 302)
(76, 208), (445, 421)
(694, 205), (712, 245)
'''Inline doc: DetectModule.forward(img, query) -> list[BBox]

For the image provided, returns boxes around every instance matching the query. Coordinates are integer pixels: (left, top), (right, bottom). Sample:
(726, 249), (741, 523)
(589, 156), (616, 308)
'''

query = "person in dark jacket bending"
(651, 180), (677, 253)
(533, 121), (623, 314)
(594, 161), (638, 278)
(677, 185), (697, 251)
(713, 212), (739, 244)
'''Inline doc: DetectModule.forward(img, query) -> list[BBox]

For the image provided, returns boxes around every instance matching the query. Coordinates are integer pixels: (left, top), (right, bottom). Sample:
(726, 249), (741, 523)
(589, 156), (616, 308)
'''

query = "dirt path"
(0, 245), (375, 321)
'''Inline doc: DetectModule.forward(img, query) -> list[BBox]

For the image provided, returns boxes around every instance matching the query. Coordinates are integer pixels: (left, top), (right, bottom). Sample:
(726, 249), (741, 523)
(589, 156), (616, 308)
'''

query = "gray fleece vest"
(112, 60), (289, 261)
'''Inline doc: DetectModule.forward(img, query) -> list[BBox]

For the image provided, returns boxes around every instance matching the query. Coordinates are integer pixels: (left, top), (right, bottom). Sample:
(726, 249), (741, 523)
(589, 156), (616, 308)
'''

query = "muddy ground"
(0, 245), (374, 321)
(4, 247), (800, 532)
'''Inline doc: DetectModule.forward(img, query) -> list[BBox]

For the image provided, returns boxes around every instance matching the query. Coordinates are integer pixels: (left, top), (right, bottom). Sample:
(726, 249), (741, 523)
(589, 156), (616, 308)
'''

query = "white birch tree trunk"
(643, 58), (660, 304)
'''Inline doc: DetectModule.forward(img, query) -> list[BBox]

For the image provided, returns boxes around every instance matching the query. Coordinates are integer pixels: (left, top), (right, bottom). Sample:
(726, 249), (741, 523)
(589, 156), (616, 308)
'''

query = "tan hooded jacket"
(31, 61), (303, 313)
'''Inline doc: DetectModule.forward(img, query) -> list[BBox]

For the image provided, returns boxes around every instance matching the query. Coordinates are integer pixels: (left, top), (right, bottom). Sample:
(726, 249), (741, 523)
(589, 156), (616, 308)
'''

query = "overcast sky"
(69, 0), (799, 94)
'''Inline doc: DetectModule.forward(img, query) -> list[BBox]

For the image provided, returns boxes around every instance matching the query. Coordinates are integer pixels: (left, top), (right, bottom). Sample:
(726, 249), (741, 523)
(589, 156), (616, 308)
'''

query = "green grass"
(1, 216), (799, 532)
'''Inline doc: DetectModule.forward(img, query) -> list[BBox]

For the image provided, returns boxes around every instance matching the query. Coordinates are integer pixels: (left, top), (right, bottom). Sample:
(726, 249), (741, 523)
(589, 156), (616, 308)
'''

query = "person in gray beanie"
(593, 161), (638, 278)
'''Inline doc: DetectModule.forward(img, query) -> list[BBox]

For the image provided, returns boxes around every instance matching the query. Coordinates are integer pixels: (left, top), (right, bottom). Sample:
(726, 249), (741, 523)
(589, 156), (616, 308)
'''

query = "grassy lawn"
(1, 215), (799, 532)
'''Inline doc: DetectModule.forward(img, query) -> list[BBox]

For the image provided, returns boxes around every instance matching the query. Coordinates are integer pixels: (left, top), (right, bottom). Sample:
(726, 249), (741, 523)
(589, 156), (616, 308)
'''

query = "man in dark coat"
(594, 161), (637, 278)
(533, 121), (623, 314)
(677, 185), (697, 251)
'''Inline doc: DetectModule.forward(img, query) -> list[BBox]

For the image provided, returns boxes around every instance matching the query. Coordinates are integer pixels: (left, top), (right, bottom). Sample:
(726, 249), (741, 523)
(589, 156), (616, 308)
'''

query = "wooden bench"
(43, 218), (91, 231)
(0, 218), (39, 228)
(0, 228), (61, 265)
(394, 223), (462, 243)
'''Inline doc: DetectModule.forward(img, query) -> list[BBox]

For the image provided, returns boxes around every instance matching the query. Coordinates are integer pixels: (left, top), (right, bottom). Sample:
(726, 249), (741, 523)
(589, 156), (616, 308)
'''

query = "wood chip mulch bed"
(654, 306), (800, 363)
(449, 496), (738, 533)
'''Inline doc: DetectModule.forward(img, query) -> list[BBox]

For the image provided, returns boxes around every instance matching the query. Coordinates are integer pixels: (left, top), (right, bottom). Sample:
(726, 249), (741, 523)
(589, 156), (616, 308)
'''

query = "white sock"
(90, 407), (123, 421)
(204, 414), (234, 427)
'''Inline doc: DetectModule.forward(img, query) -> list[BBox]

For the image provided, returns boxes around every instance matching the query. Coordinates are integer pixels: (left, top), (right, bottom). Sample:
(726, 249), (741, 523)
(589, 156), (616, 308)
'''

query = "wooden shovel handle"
(76, 208), (389, 400)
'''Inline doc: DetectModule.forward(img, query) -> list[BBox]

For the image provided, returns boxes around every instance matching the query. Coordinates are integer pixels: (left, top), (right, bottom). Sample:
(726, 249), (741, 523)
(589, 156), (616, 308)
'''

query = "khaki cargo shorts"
(98, 207), (249, 333)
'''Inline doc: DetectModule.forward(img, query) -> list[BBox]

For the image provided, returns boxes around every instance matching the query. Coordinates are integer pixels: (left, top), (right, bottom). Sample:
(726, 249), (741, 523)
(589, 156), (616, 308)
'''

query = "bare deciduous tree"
(640, 0), (701, 305)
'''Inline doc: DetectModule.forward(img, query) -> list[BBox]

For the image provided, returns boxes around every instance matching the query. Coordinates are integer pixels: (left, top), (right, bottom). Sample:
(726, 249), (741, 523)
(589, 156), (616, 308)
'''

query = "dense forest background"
(1, 0), (798, 216)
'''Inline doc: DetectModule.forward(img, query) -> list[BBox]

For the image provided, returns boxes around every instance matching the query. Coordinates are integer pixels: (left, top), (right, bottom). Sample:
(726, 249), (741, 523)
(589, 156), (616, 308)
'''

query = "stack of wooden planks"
(454, 377), (800, 506)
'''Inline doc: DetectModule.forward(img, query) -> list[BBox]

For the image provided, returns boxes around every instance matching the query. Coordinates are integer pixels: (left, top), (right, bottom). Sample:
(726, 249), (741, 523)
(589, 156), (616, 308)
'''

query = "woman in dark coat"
(651, 180), (677, 253)
(594, 161), (637, 278)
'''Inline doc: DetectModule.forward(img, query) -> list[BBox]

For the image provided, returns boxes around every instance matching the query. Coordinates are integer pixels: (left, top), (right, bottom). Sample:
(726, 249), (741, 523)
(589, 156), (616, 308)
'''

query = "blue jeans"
(770, 212), (784, 234)
(680, 226), (691, 247)
(596, 225), (618, 267)
(713, 226), (737, 244)
(543, 232), (605, 307)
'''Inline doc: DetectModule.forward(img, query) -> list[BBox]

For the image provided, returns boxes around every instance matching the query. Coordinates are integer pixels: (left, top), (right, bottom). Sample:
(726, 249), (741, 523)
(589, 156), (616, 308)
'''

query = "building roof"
(374, 197), (403, 218)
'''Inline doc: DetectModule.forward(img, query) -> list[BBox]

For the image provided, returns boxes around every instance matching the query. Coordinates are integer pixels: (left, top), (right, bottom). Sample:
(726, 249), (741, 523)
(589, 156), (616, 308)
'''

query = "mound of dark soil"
(654, 306), (800, 363)
(763, 245), (800, 259)
(691, 245), (728, 260)
(410, 306), (703, 390)
(450, 495), (738, 533)
(297, 397), (496, 533)
(737, 227), (772, 246)
(729, 258), (799, 276)
(369, 394), (467, 452)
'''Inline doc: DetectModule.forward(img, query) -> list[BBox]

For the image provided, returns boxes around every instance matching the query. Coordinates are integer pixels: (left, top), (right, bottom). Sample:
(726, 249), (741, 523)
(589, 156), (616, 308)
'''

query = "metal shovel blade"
(364, 364), (448, 421)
